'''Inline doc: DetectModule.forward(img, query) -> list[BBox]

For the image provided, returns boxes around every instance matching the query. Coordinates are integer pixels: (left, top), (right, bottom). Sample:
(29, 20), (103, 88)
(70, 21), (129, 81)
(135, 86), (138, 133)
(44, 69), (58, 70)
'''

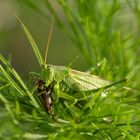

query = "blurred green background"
(0, 0), (87, 77)
(1, 0), (140, 93)
(0, 0), (139, 83)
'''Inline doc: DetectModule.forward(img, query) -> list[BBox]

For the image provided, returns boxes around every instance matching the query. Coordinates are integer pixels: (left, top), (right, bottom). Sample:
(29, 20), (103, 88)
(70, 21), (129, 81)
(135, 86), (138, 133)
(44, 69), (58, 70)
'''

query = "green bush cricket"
(15, 15), (126, 116)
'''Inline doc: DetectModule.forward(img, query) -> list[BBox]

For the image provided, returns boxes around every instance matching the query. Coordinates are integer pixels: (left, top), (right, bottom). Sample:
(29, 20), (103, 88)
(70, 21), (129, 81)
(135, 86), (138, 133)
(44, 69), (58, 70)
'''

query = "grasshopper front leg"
(53, 82), (77, 108)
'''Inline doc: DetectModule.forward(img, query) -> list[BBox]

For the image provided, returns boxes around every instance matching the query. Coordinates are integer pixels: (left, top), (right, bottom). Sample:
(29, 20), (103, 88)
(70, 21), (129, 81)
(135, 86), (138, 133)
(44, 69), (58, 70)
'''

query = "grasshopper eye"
(47, 65), (53, 71)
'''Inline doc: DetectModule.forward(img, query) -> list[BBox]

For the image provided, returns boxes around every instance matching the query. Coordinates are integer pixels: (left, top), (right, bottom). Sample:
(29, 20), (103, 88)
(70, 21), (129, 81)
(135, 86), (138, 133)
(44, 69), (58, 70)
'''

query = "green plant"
(0, 0), (140, 139)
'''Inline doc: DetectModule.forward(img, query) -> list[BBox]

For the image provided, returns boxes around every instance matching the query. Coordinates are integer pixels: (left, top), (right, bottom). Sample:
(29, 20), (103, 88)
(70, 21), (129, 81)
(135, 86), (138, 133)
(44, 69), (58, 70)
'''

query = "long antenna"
(44, 16), (54, 65)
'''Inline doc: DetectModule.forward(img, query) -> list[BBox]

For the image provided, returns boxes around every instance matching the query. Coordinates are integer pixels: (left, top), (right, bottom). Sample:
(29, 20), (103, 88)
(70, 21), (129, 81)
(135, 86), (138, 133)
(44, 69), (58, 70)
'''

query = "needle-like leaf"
(15, 14), (43, 67)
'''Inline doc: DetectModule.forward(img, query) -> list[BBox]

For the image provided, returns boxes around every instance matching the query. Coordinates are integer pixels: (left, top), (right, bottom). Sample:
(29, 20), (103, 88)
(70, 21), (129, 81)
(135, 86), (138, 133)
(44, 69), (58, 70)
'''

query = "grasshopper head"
(41, 64), (55, 87)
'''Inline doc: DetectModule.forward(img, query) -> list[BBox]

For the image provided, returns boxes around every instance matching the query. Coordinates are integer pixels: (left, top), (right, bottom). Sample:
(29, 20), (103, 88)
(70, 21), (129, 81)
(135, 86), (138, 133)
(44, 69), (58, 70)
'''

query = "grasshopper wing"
(62, 69), (110, 92)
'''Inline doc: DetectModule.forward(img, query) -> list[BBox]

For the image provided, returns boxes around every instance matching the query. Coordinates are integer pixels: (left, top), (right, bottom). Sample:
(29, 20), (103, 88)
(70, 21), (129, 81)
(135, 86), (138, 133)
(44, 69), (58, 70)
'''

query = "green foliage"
(0, 0), (140, 139)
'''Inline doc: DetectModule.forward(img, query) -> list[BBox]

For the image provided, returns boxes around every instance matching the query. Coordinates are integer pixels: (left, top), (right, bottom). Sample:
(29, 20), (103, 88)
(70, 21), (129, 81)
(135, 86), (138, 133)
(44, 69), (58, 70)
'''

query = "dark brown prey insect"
(35, 78), (52, 113)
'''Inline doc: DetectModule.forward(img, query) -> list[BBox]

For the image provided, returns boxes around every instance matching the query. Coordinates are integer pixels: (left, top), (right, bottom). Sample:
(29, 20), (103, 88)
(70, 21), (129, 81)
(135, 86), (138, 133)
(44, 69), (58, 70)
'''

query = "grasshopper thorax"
(42, 64), (70, 84)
